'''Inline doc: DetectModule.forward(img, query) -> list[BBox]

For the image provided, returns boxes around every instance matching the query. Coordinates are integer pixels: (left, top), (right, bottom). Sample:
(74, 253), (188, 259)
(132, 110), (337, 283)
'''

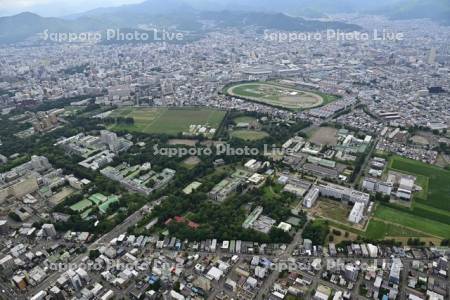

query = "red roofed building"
(165, 216), (199, 230)
(174, 216), (186, 223)
(187, 221), (200, 229)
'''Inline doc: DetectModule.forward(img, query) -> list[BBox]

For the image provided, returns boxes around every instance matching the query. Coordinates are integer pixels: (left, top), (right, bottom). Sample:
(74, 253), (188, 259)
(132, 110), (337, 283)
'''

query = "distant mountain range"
(198, 11), (359, 32)
(65, 0), (196, 20)
(0, 12), (115, 44)
(153, 0), (399, 15)
(1, 0), (448, 45)
(0, 0), (361, 45)
(184, 0), (450, 24)
(379, 0), (450, 25)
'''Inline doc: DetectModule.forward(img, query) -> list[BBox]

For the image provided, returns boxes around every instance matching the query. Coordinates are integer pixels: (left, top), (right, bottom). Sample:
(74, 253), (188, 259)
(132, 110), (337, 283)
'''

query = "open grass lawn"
(231, 130), (269, 141)
(70, 199), (92, 213)
(110, 107), (226, 136)
(233, 116), (257, 124)
(262, 184), (284, 201)
(373, 205), (450, 239)
(322, 216), (433, 239)
(321, 218), (433, 242)
(321, 219), (362, 235)
(411, 174), (429, 201)
(365, 219), (428, 240)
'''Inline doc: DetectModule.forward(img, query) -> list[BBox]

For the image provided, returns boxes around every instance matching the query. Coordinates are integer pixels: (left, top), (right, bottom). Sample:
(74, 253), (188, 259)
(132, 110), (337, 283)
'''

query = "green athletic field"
(231, 130), (269, 141)
(109, 107), (226, 136)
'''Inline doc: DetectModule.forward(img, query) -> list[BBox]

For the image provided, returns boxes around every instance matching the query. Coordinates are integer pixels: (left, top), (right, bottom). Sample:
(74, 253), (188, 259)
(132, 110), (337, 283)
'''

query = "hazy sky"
(0, 0), (144, 16)
(0, 0), (405, 17)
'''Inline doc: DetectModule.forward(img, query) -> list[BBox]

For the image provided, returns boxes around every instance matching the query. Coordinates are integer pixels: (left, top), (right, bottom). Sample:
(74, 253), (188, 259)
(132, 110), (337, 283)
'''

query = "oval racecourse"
(226, 82), (325, 110)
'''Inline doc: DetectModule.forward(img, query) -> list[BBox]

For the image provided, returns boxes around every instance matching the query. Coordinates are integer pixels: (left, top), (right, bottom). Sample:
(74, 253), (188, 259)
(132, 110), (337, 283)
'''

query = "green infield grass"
(225, 82), (337, 111)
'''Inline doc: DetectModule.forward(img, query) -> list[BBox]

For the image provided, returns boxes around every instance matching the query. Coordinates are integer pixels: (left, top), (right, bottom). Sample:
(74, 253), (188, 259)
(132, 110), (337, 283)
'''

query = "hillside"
(0, 7), (361, 44)
(386, 0), (450, 25)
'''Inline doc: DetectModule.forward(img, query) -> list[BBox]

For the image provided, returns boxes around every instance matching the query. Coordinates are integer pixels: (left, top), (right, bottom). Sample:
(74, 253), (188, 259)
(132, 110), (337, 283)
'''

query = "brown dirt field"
(309, 127), (338, 146)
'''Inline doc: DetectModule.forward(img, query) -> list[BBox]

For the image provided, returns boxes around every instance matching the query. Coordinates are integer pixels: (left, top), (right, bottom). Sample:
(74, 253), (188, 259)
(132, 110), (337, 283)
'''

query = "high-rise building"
(0, 220), (8, 234)
(428, 47), (437, 65)
(318, 183), (370, 205)
(100, 130), (119, 152)
(31, 155), (51, 172)
(0, 254), (14, 273)
(344, 265), (358, 282)
(304, 187), (320, 208)
(389, 258), (403, 285)
(348, 202), (365, 224)
(42, 224), (57, 237)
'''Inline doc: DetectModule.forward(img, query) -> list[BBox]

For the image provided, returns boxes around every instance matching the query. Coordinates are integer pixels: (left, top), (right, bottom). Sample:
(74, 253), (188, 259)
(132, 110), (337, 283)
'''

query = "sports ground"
(308, 126), (339, 146)
(225, 82), (335, 110)
(231, 130), (269, 141)
(109, 107), (226, 136)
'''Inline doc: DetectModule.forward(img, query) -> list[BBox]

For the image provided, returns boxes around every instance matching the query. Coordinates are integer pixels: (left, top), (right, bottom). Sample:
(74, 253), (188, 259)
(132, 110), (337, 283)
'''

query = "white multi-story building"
(362, 178), (393, 195)
(397, 177), (414, 200)
(100, 130), (120, 153)
(318, 183), (370, 205)
(362, 178), (376, 191)
(304, 187), (320, 208)
(378, 182), (393, 195)
(42, 224), (57, 237)
(30, 155), (51, 172)
(348, 202), (365, 224)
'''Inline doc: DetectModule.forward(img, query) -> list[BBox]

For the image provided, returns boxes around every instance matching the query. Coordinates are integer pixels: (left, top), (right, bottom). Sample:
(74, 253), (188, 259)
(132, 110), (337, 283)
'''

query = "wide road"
(0, 282), (16, 300)
(352, 137), (379, 188)
(255, 220), (308, 300)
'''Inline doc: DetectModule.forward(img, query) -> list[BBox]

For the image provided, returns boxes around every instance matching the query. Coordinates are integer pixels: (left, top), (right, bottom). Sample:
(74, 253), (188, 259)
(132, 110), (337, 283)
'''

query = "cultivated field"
(373, 205), (450, 239)
(388, 156), (450, 211)
(226, 82), (334, 110)
(323, 215), (438, 243)
(365, 156), (450, 240)
(364, 219), (428, 240)
(109, 107), (226, 136)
